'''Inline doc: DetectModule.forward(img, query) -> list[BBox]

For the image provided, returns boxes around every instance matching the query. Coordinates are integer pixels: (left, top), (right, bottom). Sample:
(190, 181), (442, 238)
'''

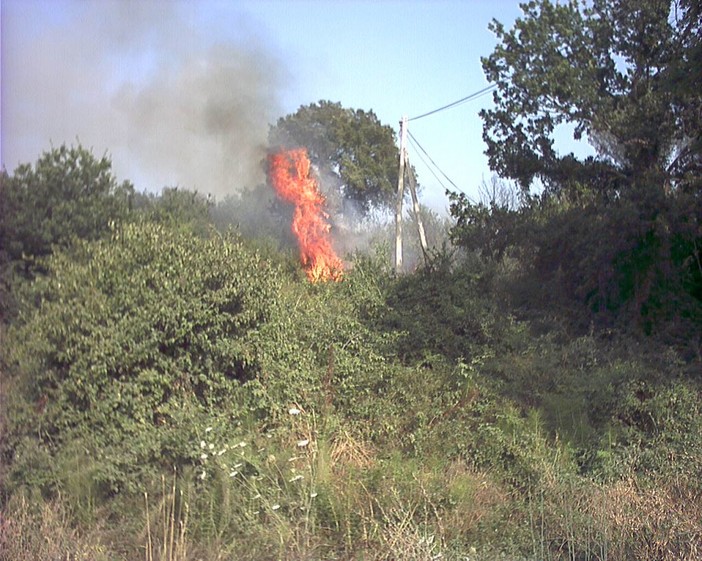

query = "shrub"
(3, 221), (280, 495)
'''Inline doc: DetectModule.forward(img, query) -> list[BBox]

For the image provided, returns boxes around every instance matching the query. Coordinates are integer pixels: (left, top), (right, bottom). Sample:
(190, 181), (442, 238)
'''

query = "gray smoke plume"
(1, 0), (285, 196)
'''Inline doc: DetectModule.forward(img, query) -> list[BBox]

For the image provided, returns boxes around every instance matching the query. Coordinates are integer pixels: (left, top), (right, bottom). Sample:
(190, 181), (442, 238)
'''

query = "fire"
(268, 148), (343, 282)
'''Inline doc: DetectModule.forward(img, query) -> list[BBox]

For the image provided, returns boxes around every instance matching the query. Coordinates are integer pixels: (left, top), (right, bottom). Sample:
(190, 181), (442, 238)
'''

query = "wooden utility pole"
(395, 115), (408, 273)
(395, 115), (429, 271)
(407, 160), (429, 263)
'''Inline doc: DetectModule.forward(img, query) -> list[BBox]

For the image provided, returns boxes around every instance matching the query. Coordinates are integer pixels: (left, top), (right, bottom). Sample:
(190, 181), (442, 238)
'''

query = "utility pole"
(395, 115), (429, 271)
(395, 115), (408, 273)
(407, 159), (429, 263)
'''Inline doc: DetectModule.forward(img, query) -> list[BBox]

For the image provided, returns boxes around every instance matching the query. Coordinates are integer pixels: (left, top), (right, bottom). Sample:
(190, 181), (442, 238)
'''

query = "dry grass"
(441, 462), (509, 542)
(530, 473), (702, 561)
(143, 473), (190, 561)
(328, 429), (376, 473)
(0, 492), (111, 561)
(600, 477), (702, 561)
(3, 432), (700, 561)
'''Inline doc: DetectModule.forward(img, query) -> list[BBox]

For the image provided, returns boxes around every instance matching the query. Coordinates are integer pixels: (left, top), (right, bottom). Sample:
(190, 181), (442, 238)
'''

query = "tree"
(131, 186), (214, 236)
(450, 0), (702, 339)
(269, 101), (401, 215)
(480, 0), (701, 196)
(0, 144), (134, 265)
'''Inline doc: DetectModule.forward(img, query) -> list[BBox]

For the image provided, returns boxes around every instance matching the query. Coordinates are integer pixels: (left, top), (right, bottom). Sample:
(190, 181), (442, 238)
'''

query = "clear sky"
(2, 0), (528, 212)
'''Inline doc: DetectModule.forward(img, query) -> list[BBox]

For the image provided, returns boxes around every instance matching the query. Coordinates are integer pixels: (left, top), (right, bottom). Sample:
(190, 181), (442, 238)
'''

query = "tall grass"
(144, 471), (189, 561)
(0, 491), (110, 561)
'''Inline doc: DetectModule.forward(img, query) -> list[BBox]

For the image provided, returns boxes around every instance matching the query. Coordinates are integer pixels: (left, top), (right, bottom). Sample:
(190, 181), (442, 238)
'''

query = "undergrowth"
(2, 223), (701, 560)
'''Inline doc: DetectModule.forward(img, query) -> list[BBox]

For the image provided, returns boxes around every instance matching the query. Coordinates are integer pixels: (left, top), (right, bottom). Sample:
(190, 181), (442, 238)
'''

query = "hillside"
(1, 143), (701, 561)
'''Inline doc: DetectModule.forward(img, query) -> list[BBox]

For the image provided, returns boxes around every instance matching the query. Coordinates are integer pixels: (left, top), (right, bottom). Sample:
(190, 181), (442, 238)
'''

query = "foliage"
(0, 144), (134, 266)
(481, 0), (700, 194)
(448, 0), (702, 341)
(379, 253), (512, 362)
(3, 221), (280, 495)
(3, 42), (702, 556)
(449, 170), (702, 345)
(131, 187), (214, 236)
(269, 100), (401, 215)
(2, 208), (701, 560)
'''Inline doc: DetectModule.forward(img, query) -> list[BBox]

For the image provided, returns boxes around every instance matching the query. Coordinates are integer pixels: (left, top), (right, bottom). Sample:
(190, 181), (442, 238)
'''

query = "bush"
(0, 144), (134, 265)
(3, 221), (280, 495)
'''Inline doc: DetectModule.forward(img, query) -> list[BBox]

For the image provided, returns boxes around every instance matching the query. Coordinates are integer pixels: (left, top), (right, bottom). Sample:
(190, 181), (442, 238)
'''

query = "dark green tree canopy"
(481, 0), (701, 196)
(450, 0), (702, 336)
(0, 144), (134, 264)
(268, 100), (400, 215)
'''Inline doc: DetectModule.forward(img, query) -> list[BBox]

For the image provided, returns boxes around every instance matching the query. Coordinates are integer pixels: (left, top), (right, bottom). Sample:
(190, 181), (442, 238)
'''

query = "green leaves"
(468, 0), (702, 335)
(269, 100), (400, 215)
(482, 0), (699, 193)
(5, 221), (280, 491)
(0, 144), (134, 264)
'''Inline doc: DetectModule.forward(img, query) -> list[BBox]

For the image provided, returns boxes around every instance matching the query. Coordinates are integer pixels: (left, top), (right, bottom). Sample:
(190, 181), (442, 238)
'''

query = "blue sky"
(2, 0), (528, 212)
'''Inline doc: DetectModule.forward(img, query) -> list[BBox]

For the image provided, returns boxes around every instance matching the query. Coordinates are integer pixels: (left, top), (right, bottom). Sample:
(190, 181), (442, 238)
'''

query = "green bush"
(4, 221), (280, 495)
(0, 144), (134, 265)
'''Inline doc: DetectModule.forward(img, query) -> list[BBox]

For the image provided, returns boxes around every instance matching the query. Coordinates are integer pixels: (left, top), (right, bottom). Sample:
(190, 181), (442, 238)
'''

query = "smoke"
(1, 0), (285, 197)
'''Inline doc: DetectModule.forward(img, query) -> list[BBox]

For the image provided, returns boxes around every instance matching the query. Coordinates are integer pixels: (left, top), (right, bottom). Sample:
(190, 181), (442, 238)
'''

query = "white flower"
(297, 439), (309, 448)
(200, 453), (208, 460)
(199, 471), (207, 480)
(208, 443), (215, 450)
(310, 492), (318, 498)
(237, 441), (247, 448)
(229, 470), (238, 477)
(271, 504), (280, 511)
(217, 449), (225, 456)
(205, 427), (213, 433)
(288, 407), (301, 416)
(200, 440), (206, 449)
(289, 474), (304, 482)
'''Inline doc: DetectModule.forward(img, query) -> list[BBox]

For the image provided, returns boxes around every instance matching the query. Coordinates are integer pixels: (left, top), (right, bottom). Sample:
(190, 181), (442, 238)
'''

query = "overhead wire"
(408, 84), (497, 122)
(403, 83), (499, 203)
(406, 130), (477, 203)
(405, 132), (450, 192)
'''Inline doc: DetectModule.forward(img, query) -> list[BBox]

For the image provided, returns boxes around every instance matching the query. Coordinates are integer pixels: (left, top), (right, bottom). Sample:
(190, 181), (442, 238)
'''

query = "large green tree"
(480, 0), (701, 196)
(269, 101), (401, 215)
(451, 0), (702, 338)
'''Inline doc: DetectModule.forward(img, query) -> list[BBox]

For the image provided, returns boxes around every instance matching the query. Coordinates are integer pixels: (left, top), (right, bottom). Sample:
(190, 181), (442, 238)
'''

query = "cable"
(406, 130), (476, 203)
(408, 84), (497, 122)
(406, 134), (450, 192)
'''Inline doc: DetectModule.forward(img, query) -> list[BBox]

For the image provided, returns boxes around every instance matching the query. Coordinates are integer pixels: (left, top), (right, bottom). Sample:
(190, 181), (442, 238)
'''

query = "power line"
(406, 132), (450, 192)
(406, 129), (476, 203)
(408, 84), (497, 122)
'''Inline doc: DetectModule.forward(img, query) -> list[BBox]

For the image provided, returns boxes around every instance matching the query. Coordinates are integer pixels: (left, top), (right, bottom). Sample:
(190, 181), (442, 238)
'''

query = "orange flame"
(268, 148), (343, 282)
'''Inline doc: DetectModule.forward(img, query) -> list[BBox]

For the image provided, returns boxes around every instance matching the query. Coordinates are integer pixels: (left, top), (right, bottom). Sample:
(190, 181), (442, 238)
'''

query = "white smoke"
(1, 0), (286, 196)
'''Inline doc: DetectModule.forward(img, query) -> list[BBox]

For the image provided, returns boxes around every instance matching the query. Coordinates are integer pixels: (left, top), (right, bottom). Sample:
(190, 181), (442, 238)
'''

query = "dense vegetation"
(1, 1), (701, 560)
